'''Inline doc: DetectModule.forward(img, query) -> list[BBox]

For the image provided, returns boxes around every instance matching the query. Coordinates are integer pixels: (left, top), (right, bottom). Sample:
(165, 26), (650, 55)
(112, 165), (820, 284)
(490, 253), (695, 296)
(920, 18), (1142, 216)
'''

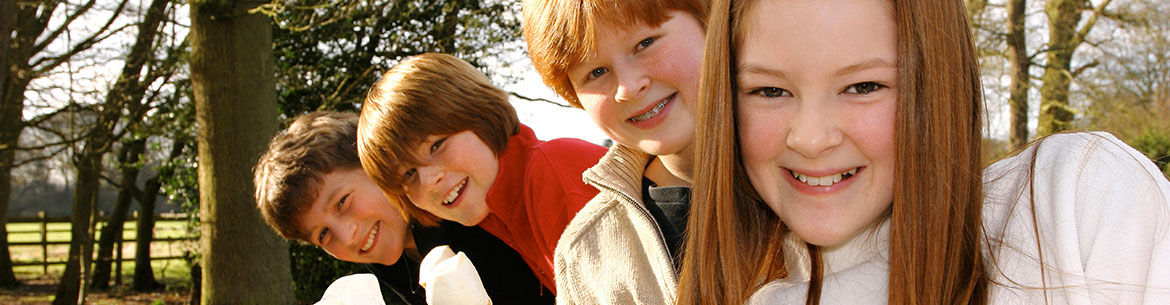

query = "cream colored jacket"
(554, 144), (678, 305)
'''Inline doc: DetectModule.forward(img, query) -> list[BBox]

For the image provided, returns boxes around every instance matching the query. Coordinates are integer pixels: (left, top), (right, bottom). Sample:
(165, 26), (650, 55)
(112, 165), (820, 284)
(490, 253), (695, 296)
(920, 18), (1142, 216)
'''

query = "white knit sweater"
(748, 132), (1170, 305)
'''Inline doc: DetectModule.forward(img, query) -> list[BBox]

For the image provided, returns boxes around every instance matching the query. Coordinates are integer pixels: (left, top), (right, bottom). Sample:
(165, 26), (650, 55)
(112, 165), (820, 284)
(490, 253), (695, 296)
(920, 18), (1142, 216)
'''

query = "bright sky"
(499, 60), (611, 145)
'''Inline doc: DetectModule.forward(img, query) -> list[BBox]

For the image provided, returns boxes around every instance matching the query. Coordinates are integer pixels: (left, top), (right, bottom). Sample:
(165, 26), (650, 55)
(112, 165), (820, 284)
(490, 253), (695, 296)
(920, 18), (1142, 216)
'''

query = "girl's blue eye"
(845, 82), (884, 94)
(403, 168), (417, 180)
(337, 194), (348, 209)
(318, 228), (329, 244)
(588, 67), (608, 79)
(750, 87), (790, 98)
(637, 37), (655, 50)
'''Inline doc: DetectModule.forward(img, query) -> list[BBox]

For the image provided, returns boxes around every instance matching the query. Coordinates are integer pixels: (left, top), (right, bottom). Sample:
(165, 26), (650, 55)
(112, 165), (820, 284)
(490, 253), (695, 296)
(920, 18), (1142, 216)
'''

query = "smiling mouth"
(790, 167), (860, 187)
(360, 222), (380, 253)
(628, 93), (675, 122)
(441, 178), (467, 206)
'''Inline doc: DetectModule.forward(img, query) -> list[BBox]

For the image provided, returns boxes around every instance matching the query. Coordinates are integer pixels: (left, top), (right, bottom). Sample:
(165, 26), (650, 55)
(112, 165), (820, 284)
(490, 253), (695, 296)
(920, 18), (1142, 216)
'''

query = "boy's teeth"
(361, 223), (379, 252)
(791, 168), (858, 187)
(442, 180), (465, 205)
(629, 96), (670, 122)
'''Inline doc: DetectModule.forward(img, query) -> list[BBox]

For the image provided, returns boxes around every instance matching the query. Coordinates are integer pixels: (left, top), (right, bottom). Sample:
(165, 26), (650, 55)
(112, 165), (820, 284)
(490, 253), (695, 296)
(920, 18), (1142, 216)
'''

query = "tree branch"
(30, 0), (134, 73)
(24, 102), (89, 127)
(1071, 60), (1100, 78)
(509, 92), (570, 108)
(99, 172), (122, 189)
(13, 145), (71, 167)
(31, 23), (136, 75)
(1073, 0), (1113, 46)
(15, 135), (82, 151)
(326, 63), (379, 108)
(1028, 46), (1054, 62)
(31, 0), (99, 55)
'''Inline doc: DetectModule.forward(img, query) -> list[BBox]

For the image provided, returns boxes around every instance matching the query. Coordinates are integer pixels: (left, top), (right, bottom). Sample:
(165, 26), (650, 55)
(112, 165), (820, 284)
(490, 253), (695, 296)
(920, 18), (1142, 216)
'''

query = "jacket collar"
(485, 124), (539, 219)
(582, 143), (651, 199)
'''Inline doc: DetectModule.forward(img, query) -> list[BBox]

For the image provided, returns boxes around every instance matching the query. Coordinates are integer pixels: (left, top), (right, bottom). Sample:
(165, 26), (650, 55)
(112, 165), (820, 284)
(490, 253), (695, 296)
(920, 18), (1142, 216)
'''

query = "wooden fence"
(5, 211), (197, 277)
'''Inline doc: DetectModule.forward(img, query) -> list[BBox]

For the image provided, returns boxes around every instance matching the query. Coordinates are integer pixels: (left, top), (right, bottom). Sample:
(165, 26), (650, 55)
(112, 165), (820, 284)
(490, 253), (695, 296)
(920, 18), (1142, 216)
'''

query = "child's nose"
(330, 220), (361, 249)
(614, 64), (648, 104)
(786, 100), (843, 158)
(341, 219), (358, 245)
(418, 165), (444, 189)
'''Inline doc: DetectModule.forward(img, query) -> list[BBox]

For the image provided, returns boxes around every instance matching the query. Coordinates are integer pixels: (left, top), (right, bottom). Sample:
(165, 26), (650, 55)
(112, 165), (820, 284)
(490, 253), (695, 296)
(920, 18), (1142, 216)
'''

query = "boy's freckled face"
(401, 130), (498, 226)
(736, 0), (897, 247)
(566, 11), (703, 157)
(298, 168), (411, 266)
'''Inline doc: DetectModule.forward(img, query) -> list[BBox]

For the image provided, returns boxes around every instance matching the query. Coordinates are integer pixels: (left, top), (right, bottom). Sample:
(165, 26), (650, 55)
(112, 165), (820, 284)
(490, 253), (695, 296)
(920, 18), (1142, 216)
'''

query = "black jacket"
(367, 221), (555, 305)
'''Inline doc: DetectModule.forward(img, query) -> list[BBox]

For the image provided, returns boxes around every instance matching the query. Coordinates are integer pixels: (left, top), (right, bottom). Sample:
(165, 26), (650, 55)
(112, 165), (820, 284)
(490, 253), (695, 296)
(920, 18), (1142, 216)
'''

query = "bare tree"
(1038, 0), (1113, 135)
(87, 0), (181, 290)
(0, 0), (21, 289)
(90, 137), (145, 290)
(2, 0), (131, 289)
(53, 0), (172, 302)
(1005, 0), (1029, 148)
(132, 137), (188, 291)
(1077, 0), (1170, 170)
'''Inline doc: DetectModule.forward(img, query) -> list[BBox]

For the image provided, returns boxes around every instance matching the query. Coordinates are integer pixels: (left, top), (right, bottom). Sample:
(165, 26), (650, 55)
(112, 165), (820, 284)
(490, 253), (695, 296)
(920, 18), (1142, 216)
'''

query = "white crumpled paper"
(314, 273), (387, 305)
(418, 245), (492, 305)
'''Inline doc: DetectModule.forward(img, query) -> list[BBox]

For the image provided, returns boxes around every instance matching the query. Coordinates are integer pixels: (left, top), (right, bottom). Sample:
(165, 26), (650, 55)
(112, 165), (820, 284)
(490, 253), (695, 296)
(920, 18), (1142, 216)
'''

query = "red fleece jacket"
(477, 124), (606, 295)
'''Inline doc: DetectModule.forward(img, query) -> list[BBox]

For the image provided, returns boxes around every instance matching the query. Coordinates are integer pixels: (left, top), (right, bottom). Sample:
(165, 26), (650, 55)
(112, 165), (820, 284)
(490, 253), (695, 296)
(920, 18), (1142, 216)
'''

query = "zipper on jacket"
(586, 177), (678, 276)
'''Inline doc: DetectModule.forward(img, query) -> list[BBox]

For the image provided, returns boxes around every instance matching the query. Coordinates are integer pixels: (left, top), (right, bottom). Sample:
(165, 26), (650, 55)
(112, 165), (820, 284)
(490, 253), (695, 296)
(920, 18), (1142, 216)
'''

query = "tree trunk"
(53, 154), (102, 305)
(0, 146), (16, 289)
(965, 0), (988, 20)
(132, 175), (162, 291)
(1007, 0), (1029, 148)
(1038, 0), (1083, 136)
(92, 138), (146, 290)
(15, 2), (112, 301)
(190, 1), (292, 304)
(0, 0), (26, 288)
(133, 139), (185, 292)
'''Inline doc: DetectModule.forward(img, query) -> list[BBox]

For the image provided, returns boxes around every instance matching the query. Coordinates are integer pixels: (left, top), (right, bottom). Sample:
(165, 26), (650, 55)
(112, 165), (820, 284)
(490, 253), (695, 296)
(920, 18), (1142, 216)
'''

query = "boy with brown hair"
(522, 0), (710, 303)
(253, 111), (553, 305)
(357, 52), (606, 295)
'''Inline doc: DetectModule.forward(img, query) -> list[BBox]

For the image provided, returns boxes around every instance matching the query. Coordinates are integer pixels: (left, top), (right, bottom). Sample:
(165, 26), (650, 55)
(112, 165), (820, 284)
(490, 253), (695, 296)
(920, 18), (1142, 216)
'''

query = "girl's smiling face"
(736, 0), (898, 247)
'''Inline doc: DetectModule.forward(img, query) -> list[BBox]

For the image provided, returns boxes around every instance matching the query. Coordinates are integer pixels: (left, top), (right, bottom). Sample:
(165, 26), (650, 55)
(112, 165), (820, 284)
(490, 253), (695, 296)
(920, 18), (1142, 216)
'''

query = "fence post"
(39, 211), (47, 274)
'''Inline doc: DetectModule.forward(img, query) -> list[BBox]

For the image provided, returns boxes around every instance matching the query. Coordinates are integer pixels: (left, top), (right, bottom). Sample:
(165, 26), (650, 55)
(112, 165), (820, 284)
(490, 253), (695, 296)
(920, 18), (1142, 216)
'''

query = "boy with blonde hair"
(357, 53), (606, 295)
(522, 0), (710, 303)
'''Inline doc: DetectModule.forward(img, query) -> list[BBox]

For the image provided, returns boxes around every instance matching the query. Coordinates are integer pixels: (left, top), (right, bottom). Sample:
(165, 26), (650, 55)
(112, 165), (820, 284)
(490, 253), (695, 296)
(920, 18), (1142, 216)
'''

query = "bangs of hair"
(357, 89), (429, 196)
(523, 0), (708, 107)
(357, 53), (517, 228)
(254, 111), (362, 242)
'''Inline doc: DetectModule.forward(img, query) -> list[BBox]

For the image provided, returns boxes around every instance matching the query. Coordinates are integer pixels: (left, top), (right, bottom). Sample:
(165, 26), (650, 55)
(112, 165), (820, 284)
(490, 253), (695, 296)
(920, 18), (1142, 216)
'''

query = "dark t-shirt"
(640, 176), (692, 268)
(366, 221), (555, 305)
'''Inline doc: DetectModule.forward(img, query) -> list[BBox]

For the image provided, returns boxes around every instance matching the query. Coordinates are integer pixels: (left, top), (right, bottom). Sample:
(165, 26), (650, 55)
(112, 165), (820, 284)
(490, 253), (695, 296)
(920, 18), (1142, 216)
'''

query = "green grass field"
(5, 219), (197, 282)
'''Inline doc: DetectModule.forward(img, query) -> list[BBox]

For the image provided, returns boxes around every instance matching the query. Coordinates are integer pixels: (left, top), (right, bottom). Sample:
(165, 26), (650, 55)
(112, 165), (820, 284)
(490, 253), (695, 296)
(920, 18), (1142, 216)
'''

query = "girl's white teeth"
(442, 180), (465, 205)
(792, 168), (858, 187)
(629, 94), (672, 122)
(361, 222), (379, 252)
